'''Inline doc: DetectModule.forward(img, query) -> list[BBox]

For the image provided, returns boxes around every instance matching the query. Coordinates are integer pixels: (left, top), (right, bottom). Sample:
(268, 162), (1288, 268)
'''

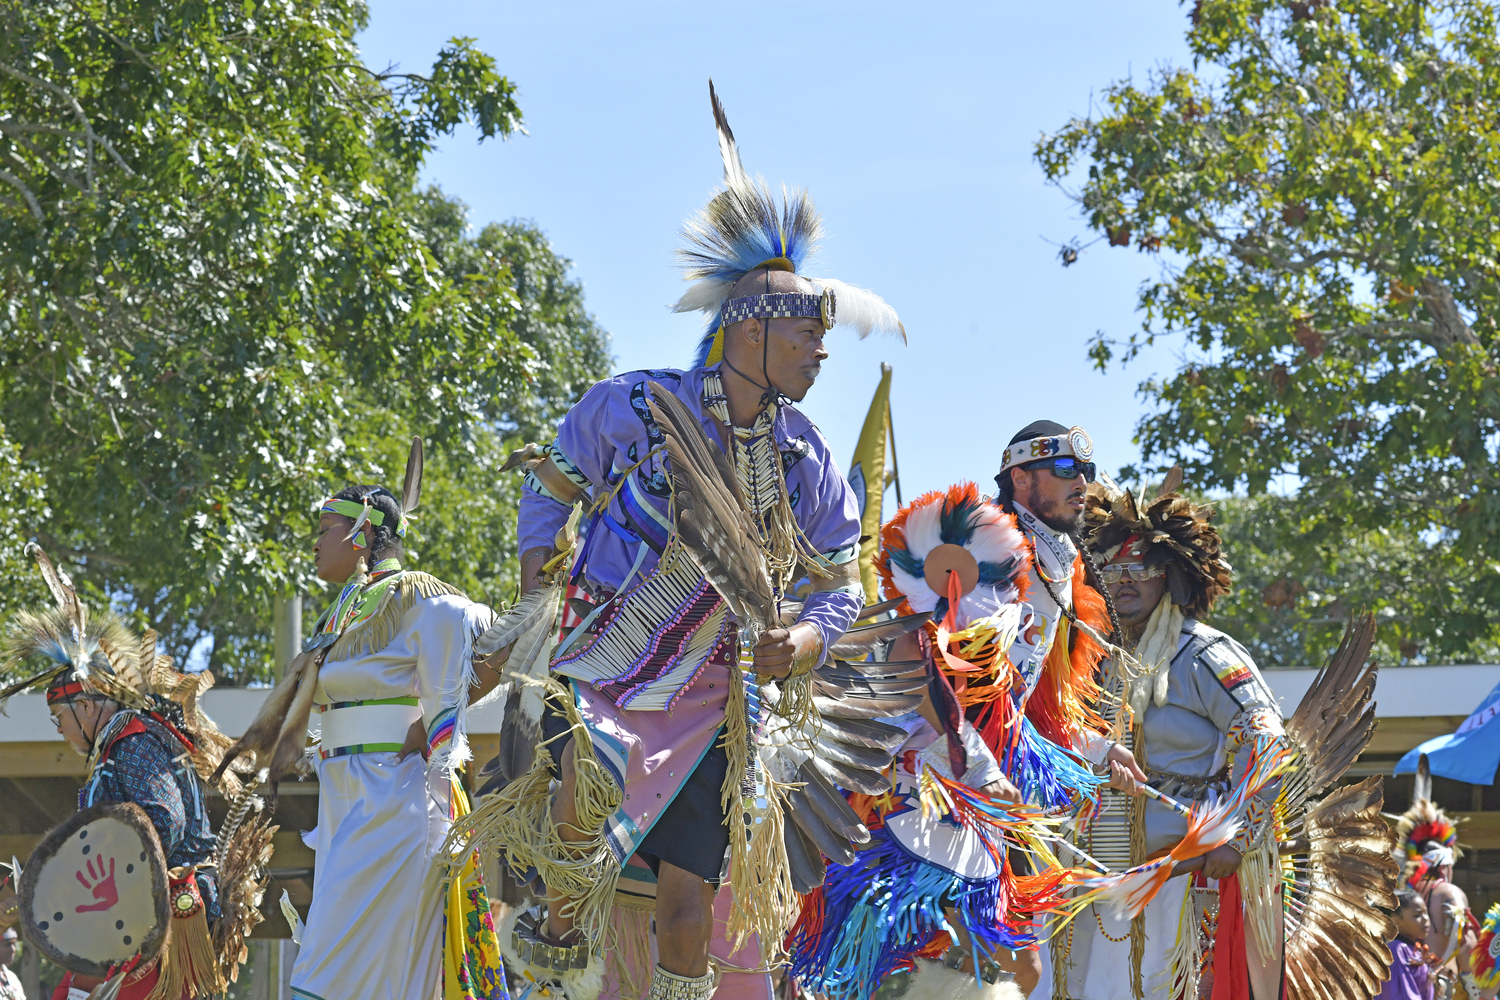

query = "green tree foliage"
(0, 1), (609, 682)
(1203, 494), (1489, 665)
(1039, 0), (1500, 662)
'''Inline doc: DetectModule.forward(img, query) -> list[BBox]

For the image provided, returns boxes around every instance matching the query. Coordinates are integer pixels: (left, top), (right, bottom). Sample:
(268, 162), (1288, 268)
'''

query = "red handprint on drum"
(75, 856), (118, 913)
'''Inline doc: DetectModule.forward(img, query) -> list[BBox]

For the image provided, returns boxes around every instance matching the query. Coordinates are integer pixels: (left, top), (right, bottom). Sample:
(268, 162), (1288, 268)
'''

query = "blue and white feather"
(674, 81), (904, 367)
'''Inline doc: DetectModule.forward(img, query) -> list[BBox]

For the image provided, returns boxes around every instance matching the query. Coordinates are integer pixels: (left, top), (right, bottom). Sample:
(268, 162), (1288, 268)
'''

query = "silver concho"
(819, 287), (837, 330)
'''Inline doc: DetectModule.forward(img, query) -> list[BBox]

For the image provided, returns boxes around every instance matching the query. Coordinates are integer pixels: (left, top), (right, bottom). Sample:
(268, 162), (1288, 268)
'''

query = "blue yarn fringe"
(788, 828), (1029, 1000)
(1006, 714), (1105, 812)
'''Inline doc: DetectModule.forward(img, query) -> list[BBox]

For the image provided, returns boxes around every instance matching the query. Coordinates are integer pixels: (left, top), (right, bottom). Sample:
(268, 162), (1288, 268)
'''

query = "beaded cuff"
(1224, 706), (1285, 754)
(648, 966), (717, 1000)
(1229, 796), (1270, 855)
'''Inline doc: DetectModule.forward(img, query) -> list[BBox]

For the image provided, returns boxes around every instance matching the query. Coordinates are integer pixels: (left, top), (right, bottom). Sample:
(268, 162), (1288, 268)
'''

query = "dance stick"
(1137, 782), (1193, 818)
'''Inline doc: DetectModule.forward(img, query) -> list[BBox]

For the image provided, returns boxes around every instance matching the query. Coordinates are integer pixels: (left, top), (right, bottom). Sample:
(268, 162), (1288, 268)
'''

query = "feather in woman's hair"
(400, 436), (424, 516)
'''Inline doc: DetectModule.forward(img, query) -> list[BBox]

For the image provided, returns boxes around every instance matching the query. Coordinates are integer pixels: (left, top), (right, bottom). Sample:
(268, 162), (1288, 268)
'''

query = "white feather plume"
(475, 583), (563, 727)
(885, 490), (1030, 628)
(812, 278), (905, 340)
(673, 276), (734, 315)
(902, 497), (945, 558)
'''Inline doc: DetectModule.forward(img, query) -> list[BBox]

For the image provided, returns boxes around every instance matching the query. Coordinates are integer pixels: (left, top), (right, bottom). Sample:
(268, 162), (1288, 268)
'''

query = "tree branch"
(0, 166), (42, 221)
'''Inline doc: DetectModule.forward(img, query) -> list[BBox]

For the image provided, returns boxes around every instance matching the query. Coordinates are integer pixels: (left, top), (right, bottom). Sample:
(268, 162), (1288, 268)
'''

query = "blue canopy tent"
(1396, 679), (1500, 785)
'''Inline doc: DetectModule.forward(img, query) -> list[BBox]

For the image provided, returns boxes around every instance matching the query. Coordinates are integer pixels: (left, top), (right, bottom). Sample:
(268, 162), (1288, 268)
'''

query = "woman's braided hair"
(331, 484), (406, 564)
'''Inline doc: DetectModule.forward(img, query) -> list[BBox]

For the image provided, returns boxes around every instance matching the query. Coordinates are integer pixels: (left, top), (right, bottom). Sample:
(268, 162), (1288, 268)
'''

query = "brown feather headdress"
(0, 543), (243, 794)
(1082, 471), (1232, 620)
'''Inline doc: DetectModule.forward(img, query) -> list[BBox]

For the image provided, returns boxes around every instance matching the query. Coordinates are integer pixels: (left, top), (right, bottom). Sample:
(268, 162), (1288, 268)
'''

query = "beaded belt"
(316, 696), (421, 760)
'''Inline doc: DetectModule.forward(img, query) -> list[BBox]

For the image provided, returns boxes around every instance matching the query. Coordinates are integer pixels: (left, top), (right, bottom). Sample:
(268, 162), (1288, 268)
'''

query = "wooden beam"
(1367, 716), (1469, 755)
(1454, 811), (1500, 850)
(0, 742), (88, 778)
(2, 827), (318, 872)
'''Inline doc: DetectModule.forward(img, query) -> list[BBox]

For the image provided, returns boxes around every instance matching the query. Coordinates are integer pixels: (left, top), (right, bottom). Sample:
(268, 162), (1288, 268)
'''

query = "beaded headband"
(997, 426), (1095, 476)
(320, 493), (409, 550)
(718, 288), (836, 331)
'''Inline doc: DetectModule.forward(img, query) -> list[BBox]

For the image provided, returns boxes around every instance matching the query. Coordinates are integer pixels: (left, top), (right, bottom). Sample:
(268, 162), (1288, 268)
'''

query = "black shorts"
(541, 700), (731, 883)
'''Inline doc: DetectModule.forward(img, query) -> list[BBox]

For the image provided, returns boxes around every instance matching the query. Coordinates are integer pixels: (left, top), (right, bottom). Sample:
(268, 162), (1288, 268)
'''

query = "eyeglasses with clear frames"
(1098, 562), (1166, 585)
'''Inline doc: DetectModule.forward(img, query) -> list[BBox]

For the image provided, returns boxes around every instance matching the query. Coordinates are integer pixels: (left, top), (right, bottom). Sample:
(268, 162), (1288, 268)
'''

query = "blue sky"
(359, 1), (1196, 505)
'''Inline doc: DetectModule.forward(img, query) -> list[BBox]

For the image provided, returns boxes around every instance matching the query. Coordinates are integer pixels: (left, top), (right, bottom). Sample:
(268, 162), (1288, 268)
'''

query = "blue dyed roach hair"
(672, 81), (904, 368)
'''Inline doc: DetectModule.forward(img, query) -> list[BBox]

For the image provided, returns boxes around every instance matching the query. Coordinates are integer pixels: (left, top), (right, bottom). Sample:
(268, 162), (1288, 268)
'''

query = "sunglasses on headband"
(1024, 456), (1097, 483)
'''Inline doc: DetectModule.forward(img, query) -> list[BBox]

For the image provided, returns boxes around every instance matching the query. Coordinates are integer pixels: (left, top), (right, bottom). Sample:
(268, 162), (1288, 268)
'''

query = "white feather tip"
(814, 279), (905, 341)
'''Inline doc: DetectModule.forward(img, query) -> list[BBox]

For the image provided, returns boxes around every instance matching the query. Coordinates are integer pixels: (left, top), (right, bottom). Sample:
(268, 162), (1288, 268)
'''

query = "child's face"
(1396, 897), (1431, 941)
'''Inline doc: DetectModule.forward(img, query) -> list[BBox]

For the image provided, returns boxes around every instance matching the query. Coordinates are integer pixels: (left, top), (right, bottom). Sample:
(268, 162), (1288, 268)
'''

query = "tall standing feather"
(1156, 464), (1184, 499)
(25, 542), (84, 638)
(401, 436), (424, 516)
(709, 79), (748, 193)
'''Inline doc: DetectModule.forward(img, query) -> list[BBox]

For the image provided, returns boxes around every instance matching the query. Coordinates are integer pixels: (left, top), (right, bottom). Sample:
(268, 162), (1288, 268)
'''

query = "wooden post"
(20, 939), (38, 1000)
(272, 596), (302, 677)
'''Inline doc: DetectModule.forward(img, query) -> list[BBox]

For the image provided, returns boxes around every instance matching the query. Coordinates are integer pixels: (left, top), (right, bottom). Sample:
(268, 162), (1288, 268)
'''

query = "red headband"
(46, 678), (86, 704)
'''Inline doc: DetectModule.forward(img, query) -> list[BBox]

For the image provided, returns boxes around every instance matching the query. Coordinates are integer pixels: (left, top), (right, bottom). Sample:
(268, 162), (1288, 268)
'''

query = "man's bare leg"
(945, 907), (1042, 995)
(653, 861), (715, 977)
(545, 737), (716, 994)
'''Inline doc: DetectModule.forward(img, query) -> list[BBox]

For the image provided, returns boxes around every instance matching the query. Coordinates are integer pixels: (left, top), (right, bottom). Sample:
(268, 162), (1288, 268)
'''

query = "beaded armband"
(1224, 707), (1285, 755)
(522, 444), (592, 507)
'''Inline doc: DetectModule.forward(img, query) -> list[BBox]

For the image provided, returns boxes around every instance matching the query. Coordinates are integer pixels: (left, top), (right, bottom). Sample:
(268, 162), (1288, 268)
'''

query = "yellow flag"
(848, 364), (893, 603)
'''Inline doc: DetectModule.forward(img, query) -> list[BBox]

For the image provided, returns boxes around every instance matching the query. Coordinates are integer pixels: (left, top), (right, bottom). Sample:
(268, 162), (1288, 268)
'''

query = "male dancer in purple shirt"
(489, 83), (904, 1000)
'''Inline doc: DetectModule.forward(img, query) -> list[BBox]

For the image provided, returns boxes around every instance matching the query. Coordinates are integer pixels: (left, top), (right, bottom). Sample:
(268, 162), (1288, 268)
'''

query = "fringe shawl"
(324, 571), (482, 773)
(326, 571), (467, 662)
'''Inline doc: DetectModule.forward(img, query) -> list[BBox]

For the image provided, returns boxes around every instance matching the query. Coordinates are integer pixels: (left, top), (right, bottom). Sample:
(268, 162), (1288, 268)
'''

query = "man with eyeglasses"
(992, 421), (1115, 741)
(1056, 476), (1287, 999)
(992, 421), (1151, 999)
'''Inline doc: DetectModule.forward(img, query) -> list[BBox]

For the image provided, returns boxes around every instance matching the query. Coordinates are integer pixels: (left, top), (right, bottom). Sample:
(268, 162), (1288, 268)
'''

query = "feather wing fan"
(1278, 615), (1400, 1000)
(644, 380), (913, 891)
(645, 381), (774, 646)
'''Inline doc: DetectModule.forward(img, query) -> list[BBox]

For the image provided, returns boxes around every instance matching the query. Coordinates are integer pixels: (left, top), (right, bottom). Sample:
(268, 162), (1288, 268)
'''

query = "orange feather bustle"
(1024, 554), (1108, 748)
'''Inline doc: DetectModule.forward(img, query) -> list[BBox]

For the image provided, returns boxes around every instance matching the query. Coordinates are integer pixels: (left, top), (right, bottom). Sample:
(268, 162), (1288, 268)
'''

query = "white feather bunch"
(672, 277), (734, 315)
(476, 583), (562, 728)
(812, 278), (906, 340)
(886, 493), (1030, 628)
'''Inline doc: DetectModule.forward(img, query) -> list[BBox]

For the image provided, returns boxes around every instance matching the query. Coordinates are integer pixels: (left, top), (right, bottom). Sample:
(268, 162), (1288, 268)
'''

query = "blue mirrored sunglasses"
(1025, 457), (1097, 482)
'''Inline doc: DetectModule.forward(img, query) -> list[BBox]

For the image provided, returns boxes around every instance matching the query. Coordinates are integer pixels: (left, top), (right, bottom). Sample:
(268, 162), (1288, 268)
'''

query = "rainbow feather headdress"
(1395, 798), (1462, 884)
(675, 81), (905, 367)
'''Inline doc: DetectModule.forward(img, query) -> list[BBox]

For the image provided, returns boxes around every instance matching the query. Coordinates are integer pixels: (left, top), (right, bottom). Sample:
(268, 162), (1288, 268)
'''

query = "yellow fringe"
(1128, 722), (1146, 1000)
(145, 874), (226, 1000)
(440, 680), (622, 952)
(328, 572), (466, 662)
(719, 668), (797, 963)
(602, 906), (654, 1000)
